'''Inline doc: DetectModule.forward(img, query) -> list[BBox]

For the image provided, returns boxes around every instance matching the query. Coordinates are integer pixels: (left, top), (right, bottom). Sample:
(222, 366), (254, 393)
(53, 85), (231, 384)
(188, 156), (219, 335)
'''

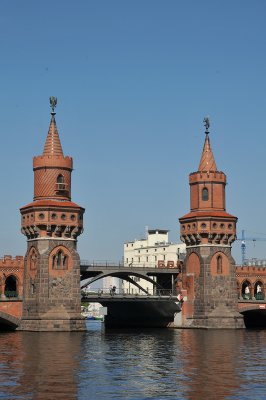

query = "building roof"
(180, 210), (237, 220)
(42, 113), (64, 156)
(198, 132), (217, 172)
(20, 199), (84, 211)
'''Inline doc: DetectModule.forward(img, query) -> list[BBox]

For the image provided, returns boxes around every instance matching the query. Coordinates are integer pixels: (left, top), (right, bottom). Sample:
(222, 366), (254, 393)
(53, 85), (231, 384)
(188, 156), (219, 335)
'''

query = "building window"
(155, 256), (157, 261)
(202, 187), (209, 201)
(163, 255), (166, 261)
(146, 256), (148, 262)
(5, 275), (18, 298)
(56, 174), (66, 191)
(52, 250), (68, 270)
(138, 257), (140, 262)
(126, 258), (128, 263)
(57, 174), (64, 183)
(217, 255), (222, 274)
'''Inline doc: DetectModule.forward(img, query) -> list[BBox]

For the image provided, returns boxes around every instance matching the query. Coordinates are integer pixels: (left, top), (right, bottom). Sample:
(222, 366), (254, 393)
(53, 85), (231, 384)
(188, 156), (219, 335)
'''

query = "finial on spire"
(203, 116), (210, 133)
(49, 96), (57, 114)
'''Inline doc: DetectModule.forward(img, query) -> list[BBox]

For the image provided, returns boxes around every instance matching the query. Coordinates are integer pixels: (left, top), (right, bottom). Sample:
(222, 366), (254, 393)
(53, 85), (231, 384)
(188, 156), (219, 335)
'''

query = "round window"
(187, 224), (191, 231)
(51, 213), (57, 220)
(220, 223), (225, 229)
(70, 214), (76, 221)
(213, 223), (217, 229)
(228, 224), (233, 229)
(201, 223), (206, 229)
(61, 214), (66, 220)
(38, 213), (45, 220)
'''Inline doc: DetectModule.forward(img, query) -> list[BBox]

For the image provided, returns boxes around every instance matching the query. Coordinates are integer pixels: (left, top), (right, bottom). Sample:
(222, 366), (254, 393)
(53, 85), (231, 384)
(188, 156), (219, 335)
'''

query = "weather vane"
(203, 116), (210, 133)
(49, 96), (57, 113)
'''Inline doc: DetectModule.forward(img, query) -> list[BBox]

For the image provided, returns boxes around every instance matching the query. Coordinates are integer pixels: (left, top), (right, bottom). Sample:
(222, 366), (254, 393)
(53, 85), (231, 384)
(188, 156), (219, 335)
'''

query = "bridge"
(82, 290), (182, 328)
(80, 261), (181, 294)
(0, 259), (265, 330)
(238, 300), (266, 328)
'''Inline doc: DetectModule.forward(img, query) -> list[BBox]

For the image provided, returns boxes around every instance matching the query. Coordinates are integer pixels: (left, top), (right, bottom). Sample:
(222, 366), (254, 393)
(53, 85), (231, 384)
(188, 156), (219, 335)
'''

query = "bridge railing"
(80, 260), (181, 271)
(82, 287), (179, 298)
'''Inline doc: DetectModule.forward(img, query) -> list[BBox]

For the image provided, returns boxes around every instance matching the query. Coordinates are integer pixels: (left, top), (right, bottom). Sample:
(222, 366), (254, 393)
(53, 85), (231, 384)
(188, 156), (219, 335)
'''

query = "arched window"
(217, 255), (222, 274)
(52, 249), (68, 270)
(255, 281), (264, 300)
(242, 280), (251, 300)
(57, 174), (64, 183)
(56, 174), (66, 191)
(202, 187), (209, 201)
(5, 275), (18, 298)
(30, 249), (37, 270)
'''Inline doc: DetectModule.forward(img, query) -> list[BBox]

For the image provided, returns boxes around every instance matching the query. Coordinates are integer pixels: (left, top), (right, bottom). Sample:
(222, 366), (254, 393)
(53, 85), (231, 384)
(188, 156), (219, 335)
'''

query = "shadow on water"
(0, 321), (265, 399)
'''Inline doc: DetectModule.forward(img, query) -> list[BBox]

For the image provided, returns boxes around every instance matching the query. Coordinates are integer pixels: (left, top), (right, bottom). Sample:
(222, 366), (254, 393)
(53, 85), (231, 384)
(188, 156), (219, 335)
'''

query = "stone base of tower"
(182, 315), (244, 329)
(18, 317), (86, 331)
(181, 301), (245, 329)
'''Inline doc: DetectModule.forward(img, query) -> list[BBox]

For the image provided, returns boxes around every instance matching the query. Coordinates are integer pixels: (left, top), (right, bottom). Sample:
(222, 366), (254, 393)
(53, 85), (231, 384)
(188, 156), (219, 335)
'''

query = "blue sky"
(0, 0), (266, 263)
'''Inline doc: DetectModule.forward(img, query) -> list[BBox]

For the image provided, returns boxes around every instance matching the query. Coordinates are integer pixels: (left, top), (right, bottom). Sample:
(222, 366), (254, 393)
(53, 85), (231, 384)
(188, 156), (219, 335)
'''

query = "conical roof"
(43, 113), (64, 156)
(198, 133), (217, 172)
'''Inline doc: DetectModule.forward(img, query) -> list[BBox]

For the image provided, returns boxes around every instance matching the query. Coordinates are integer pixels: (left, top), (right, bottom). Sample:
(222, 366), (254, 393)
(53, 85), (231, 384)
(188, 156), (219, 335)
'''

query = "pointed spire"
(42, 97), (64, 156)
(198, 117), (217, 172)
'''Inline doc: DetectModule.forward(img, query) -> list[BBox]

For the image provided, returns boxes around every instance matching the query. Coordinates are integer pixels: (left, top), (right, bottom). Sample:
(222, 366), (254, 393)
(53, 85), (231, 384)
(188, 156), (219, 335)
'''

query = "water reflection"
(0, 330), (85, 400)
(0, 323), (266, 399)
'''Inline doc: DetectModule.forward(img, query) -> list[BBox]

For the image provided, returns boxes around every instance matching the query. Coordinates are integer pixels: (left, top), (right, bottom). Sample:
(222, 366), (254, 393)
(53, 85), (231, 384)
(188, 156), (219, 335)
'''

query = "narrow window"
(56, 174), (65, 191)
(57, 174), (64, 183)
(217, 255), (222, 274)
(202, 187), (209, 201)
(52, 250), (68, 270)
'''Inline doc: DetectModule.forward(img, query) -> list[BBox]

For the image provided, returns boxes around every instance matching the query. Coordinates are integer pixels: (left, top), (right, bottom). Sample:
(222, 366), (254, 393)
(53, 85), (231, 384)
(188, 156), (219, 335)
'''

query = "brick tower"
(179, 118), (244, 328)
(19, 97), (86, 331)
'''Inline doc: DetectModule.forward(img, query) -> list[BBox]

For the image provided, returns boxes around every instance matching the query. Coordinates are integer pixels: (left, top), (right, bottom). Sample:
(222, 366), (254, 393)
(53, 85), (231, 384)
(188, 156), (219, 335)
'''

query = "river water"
(0, 322), (265, 400)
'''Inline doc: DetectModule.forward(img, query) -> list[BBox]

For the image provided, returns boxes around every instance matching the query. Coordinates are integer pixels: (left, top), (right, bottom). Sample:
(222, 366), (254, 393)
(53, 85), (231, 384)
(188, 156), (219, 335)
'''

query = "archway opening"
(255, 281), (264, 300)
(242, 280), (251, 300)
(4, 275), (18, 298)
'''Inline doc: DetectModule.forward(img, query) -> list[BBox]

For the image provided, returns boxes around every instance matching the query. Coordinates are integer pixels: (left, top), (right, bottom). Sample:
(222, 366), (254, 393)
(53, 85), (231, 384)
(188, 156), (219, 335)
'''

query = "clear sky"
(0, 0), (266, 263)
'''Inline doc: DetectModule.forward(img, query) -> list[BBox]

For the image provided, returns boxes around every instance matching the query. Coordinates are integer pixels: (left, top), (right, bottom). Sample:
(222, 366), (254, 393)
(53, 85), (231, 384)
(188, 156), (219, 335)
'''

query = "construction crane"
(236, 230), (266, 265)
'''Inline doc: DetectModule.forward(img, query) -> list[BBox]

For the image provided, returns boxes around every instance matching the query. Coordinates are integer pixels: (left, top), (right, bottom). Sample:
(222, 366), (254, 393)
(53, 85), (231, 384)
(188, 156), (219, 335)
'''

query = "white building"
(122, 229), (186, 294)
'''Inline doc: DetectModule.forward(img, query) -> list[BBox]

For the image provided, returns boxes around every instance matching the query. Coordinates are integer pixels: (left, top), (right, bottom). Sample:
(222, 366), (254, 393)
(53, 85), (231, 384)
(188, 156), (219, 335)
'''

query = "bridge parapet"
(238, 300), (266, 313)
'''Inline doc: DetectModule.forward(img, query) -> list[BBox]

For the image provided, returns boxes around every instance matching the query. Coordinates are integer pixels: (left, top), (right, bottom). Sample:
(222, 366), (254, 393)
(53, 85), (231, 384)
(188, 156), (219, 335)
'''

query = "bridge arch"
(81, 271), (160, 293)
(0, 311), (20, 330)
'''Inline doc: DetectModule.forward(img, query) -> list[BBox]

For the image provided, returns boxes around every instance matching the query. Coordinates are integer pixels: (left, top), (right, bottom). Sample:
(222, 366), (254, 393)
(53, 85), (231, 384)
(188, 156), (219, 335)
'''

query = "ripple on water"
(0, 324), (266, 399)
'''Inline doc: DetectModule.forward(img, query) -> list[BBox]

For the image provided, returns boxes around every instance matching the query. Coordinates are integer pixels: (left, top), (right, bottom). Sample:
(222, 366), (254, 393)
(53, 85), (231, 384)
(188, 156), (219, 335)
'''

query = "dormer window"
(56, 174), (66, 191)
(202, 187), (209, 201)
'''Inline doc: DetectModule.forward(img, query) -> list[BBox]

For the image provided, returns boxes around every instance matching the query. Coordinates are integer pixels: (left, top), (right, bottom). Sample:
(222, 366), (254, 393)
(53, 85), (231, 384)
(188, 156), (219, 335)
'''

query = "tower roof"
(198, 132), (217, 172)
(43, 113), (64, 156)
